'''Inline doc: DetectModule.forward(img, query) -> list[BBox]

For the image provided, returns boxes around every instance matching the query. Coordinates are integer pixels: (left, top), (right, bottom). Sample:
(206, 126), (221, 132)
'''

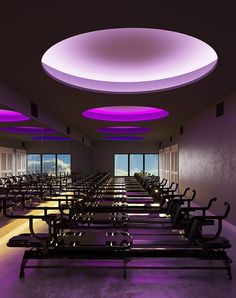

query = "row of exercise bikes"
(0, 171), (233, 279)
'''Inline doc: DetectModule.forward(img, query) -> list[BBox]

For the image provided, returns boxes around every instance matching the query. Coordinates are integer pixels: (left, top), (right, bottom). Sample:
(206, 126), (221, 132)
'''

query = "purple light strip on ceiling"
(0, 109), (30, 122)
(31, 136), (72, 141)
(103, 136), (144, 141)
(0, 126), (56, 134)
(82, 106), (169, 122)
(97, 126), (151, 134)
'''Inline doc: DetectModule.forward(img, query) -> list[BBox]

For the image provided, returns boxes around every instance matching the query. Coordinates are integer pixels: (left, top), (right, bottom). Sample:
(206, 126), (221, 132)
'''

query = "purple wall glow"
(0, 109), (29, 122)
(82, 106), (169, 122)
(179, 92), (236, 226)
(97, 126), (151, 134)
(42, 28), (217, 93)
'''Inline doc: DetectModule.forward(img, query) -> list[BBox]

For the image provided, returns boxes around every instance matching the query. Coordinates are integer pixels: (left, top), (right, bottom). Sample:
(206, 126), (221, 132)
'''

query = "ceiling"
(0, 1), (235, 143)
(0, 102), (61, 142)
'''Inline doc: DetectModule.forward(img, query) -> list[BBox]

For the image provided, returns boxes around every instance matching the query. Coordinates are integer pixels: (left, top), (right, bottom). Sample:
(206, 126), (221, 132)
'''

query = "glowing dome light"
(0, 109), (29, 122)
(97, 126), (151, 134)
(82, 106), (169, 122)
(0, 126), (56, 134)
(42, 28), (218, 93)
(32, 136), (71, 141)
(103, 136), (144, 141)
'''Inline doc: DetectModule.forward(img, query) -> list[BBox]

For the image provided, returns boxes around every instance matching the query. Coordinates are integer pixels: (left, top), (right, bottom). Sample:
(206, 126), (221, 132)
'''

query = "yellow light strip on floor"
(0, 201), (59, 248)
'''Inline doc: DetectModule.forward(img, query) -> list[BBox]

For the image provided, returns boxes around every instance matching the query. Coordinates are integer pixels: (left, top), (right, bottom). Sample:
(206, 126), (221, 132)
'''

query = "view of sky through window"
(130, 154), (143, 176)
(27, 154), (41, 173)
(114, 154), (128, 176)
(145, 154), (159, 175)
(114, 154), (158, 176)
(57, 154), (71, 174)
(42, 154), (56, 175)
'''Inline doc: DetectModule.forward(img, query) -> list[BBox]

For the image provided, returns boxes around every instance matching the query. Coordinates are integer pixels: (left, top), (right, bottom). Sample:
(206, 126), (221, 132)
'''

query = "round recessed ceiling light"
(82, 106), (169, 122)
(0, 126), (56, 134)
(97, 126), (151, 134)
(103, 136), (144, 141)
(31, 136), (71, 141)
(42, 28), (218, 93)
(0, 109), (29, 122)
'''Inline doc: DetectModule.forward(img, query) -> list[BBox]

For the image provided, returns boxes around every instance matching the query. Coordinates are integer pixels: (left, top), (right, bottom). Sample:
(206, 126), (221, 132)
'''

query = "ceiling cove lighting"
(103, 136), (144, 141)
(82, 106), (169, 122)
(97, 126), (151, 134)
(0, 109), (30, 122)
(42, 28), (218, 93)
(0, 126), (56, 134)
(31, 136), (72, 141)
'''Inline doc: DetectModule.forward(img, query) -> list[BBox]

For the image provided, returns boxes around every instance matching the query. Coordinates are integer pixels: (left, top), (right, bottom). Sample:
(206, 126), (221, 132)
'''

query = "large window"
(114, 154), (129, 176)
(27, 153), (71, 175)
(27, 154), (41, 173)
(144, 154), (158, 175)
(114, 153), (158, 176)
(57, 154), (71, 175)
(42, 154), (56, 175)
(130, 154), (143, 176)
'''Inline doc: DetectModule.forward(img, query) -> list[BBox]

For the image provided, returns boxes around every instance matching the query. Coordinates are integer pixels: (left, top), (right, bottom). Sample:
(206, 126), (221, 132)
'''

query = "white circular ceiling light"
(42, 28), (218, 93)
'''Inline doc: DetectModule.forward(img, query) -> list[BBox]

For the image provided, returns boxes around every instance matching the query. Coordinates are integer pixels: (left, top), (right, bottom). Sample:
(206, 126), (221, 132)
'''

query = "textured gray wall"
(179, 92), (236, 225)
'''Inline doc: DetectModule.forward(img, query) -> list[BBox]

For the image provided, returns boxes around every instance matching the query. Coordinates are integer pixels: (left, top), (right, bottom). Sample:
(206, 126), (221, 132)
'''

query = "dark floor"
(0, 209), (235, 298)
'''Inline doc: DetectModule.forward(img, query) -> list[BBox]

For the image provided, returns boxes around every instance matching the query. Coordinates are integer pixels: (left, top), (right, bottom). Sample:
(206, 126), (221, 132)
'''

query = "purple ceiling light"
(97, 126), (151, 134)
(82, 106), (169, 122)
(0, 109), (29, 122)
(103, 136), (144, 141)
(42, 28), (218, 93)
(0, 126), (56, 134)
(31, 136), (72, 141)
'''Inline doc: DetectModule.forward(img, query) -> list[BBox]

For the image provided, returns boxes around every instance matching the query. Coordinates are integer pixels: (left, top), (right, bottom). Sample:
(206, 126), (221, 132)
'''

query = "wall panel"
(179, 92), (236, 225)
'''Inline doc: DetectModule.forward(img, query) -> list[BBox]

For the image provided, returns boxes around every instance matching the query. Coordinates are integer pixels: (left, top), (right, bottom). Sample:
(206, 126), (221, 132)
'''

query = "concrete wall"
(92, 141), (158, 173)
(26, 140), (92, 173)
(179, 92), (236, 225)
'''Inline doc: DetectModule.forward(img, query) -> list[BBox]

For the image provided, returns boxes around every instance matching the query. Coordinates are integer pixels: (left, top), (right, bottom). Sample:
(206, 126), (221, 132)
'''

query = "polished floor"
(0, 211), (235, 298)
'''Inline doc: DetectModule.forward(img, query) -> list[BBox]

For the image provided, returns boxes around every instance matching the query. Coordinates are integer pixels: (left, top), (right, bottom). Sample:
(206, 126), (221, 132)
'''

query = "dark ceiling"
(1, 1), (235, 143)
(0, 102), (58, 142)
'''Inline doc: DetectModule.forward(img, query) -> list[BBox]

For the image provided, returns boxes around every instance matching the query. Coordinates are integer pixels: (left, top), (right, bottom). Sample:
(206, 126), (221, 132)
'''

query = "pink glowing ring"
(0, 109), (29, 122)
(42, 28), (218, 93)
(82, 106), (169, 122)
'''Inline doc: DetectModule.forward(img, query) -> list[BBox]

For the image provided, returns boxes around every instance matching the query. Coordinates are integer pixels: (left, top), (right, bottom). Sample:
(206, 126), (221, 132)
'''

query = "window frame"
(114, 153), (129, 177)
(129, 153), (144, 176)
(42, 153), (57, 175)
(27, 153), (72, 175)
(57, 153), (72, 175)
(113, 153), (159, 177)
(144, 154), (159, 175)
(27, 154), (42, 173)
